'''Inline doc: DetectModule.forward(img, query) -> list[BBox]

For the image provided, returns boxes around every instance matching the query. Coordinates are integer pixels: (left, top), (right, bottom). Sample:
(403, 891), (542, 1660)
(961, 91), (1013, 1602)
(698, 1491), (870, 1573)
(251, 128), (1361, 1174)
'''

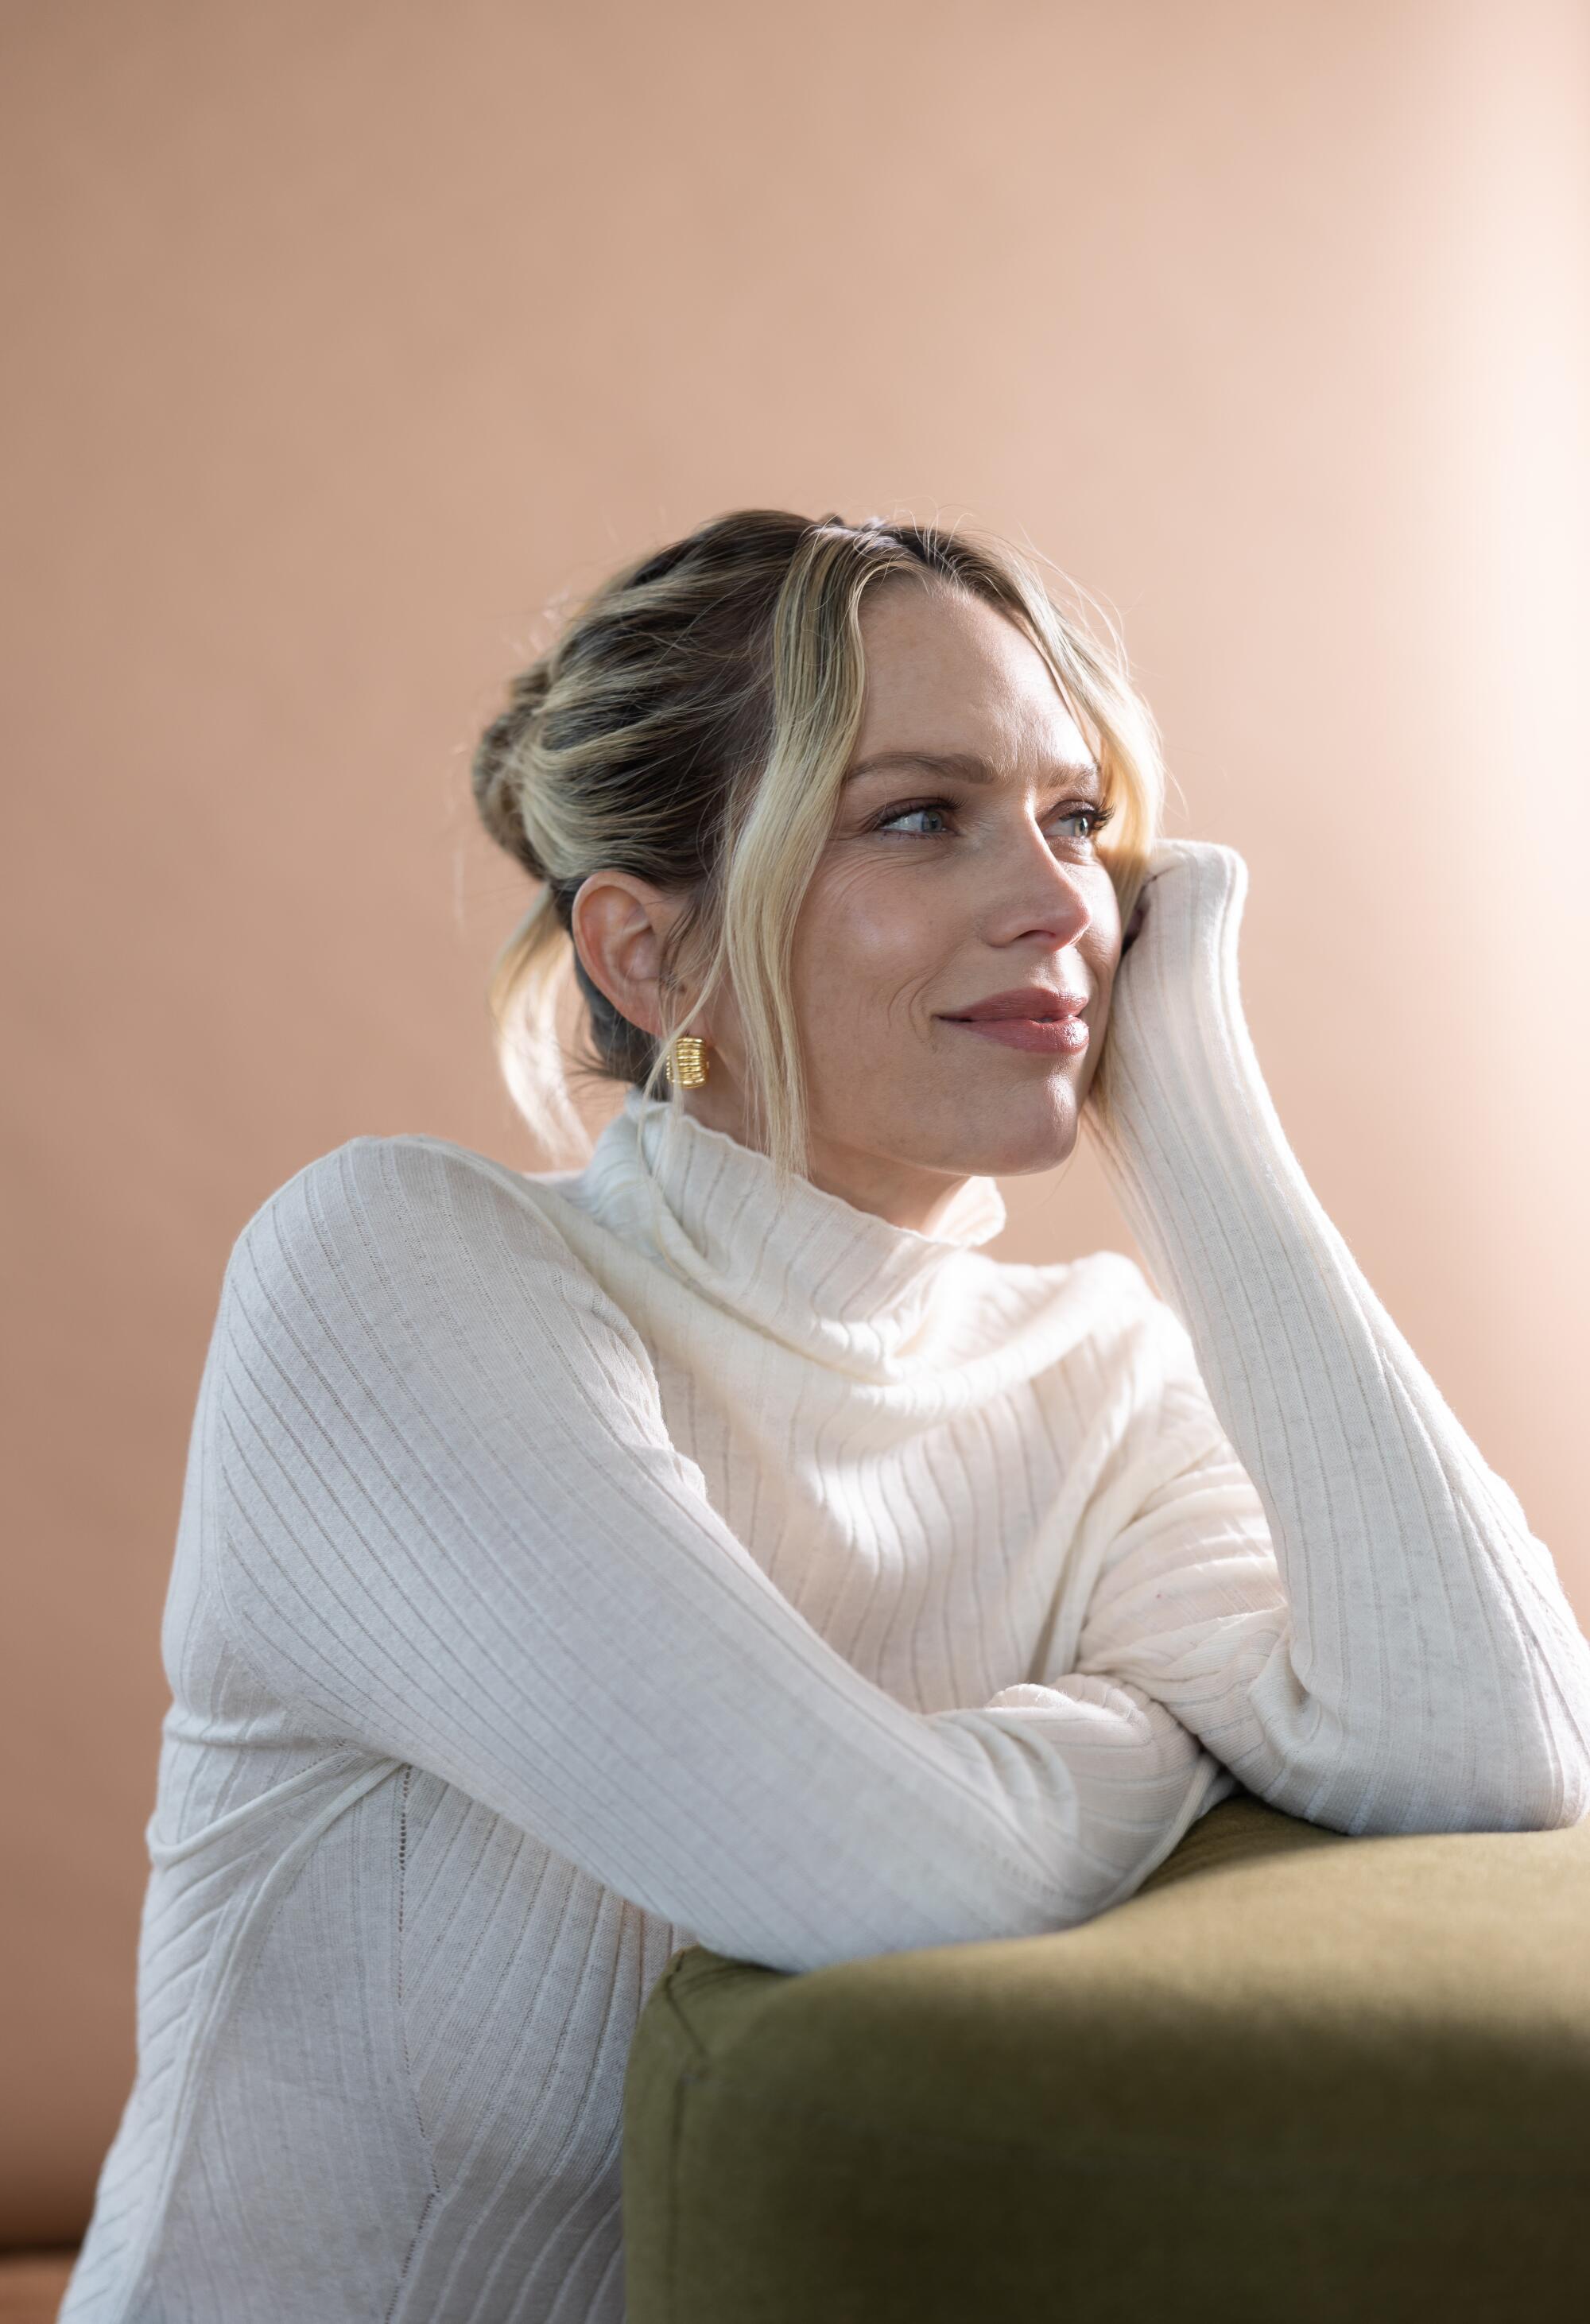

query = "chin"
(945, 1088), (1080, 1179)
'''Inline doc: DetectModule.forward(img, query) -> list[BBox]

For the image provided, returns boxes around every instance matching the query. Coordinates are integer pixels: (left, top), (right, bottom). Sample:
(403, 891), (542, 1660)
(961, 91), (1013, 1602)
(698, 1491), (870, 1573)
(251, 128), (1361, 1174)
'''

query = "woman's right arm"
(211, 1132), (1218, 1974)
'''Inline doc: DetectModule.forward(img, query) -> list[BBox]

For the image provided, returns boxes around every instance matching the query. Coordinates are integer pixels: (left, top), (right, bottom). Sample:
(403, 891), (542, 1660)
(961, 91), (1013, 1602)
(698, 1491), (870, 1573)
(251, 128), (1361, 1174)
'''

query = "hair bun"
(471, 662), (553, 876)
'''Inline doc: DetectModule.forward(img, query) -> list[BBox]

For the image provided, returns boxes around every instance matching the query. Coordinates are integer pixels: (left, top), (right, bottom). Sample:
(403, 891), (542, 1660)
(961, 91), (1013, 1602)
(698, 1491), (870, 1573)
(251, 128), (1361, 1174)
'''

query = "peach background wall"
(4, 0), (1587, 2245)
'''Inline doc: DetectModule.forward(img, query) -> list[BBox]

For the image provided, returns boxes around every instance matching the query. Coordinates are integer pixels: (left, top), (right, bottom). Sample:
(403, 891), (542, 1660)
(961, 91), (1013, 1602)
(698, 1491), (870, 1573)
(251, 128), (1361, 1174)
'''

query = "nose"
(977, 818), (1096, 948)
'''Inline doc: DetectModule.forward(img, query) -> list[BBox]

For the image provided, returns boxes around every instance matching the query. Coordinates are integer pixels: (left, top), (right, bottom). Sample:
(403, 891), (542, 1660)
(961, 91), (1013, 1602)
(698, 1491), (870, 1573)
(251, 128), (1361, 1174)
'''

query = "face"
(573, 576), (1127, 1235)
(778, 576), (1124, 1226)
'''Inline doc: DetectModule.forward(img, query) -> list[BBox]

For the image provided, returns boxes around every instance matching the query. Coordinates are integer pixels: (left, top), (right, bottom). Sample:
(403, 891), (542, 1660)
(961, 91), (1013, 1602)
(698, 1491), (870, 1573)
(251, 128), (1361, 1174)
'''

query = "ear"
(570, 872), (684, 1038)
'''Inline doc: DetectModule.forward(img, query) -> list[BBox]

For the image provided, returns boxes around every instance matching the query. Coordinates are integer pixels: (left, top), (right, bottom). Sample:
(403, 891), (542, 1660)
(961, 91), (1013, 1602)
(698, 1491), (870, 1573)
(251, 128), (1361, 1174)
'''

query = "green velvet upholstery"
(622, 1789), (1590, 2322)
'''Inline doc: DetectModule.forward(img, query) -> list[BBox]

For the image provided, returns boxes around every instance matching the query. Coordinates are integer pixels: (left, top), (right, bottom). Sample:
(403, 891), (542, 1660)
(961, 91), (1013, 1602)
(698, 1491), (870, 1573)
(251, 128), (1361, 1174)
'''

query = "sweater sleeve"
(1077, 836), (1590, 1835)
(211, 1133), (1225, 1975)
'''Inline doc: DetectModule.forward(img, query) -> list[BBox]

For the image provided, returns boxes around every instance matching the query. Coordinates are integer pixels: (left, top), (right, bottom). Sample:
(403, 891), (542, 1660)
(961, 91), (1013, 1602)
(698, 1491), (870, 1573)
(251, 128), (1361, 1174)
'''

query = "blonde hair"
(471, 508), (1166, 1190)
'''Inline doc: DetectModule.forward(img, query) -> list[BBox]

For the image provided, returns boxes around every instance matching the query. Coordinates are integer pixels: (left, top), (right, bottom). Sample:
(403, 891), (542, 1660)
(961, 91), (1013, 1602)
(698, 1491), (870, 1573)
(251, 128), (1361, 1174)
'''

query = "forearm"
(216, 1131), (1243, 1979)
(1086, 842), (1590, 1832)
(969, 1671), (1241, 1917)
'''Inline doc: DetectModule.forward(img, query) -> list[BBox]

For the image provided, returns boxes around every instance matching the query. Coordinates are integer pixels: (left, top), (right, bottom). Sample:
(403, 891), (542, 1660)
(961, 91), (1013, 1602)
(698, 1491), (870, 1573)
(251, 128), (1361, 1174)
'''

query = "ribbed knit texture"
(62, 837), (1590, 2323)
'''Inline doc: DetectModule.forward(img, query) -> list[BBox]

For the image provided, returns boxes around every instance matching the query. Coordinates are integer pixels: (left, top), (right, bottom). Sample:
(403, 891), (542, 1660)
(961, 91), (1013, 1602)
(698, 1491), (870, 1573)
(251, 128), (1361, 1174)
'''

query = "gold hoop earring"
(664, 1034), (710, 1088)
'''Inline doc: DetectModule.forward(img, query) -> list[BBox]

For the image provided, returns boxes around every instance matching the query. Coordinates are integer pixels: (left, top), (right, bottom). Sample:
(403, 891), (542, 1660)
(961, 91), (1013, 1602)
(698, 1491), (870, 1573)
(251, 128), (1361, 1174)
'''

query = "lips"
(941, 987), (1088, 1022)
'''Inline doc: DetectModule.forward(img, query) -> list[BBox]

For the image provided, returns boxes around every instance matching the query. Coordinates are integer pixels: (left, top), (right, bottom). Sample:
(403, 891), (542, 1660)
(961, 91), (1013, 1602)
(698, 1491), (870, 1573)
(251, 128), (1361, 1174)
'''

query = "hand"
(1118, 836), (1246, 957)
(1119, 836), (1207, 959)
(1092, 838), (1250, 1141)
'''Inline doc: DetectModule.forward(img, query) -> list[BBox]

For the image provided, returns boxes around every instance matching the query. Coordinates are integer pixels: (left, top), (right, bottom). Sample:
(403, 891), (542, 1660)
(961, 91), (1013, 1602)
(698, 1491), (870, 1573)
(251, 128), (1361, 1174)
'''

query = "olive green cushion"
(622, 1790), (1590, 2322)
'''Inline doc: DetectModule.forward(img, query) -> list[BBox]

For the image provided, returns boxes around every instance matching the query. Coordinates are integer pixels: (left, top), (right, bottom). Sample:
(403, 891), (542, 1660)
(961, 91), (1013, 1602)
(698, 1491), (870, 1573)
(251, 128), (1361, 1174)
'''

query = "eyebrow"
(842, 748), (1102, 787)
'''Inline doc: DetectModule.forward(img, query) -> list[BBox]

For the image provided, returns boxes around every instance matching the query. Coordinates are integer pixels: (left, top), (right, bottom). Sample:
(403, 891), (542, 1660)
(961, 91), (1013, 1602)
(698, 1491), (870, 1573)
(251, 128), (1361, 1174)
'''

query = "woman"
(63, 510), (1590, 2322)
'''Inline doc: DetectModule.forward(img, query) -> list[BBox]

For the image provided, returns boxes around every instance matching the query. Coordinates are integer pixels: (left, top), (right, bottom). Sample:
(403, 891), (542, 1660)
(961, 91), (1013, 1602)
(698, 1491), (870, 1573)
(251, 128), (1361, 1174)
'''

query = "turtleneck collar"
(553, 1087), (1009, 1372)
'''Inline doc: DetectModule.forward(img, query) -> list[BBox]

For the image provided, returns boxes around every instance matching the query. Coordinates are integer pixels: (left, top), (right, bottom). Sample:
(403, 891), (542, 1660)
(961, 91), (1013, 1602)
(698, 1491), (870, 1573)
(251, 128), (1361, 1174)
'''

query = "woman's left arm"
(1079, 836), (1590, 1834)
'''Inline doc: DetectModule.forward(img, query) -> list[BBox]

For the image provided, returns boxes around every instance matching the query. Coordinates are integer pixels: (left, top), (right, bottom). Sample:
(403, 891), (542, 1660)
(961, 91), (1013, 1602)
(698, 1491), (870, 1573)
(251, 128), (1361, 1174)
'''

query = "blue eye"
(871, 797), (1116, 841)
(875, 801), (953, 836)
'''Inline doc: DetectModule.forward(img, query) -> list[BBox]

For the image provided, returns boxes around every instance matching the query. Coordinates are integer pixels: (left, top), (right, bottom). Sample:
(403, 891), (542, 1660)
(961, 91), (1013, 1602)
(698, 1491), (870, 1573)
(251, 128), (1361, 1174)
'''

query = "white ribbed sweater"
(64, 839), (1590, 2324)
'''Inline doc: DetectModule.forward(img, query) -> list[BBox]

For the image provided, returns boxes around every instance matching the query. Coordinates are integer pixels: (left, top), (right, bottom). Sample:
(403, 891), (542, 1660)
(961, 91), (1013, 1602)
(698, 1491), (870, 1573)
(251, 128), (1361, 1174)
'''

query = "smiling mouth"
(941, 1015), (1090, 1053)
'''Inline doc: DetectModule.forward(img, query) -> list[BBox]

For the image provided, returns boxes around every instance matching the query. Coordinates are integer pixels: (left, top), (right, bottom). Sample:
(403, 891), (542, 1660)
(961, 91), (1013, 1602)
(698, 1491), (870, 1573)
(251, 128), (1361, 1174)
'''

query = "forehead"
(848, 579), (1097, 778)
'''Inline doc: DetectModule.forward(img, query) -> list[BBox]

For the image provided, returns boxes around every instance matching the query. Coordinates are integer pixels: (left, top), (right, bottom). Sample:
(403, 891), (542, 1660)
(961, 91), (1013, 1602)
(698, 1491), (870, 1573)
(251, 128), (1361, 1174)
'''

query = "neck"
(677, 1086), (978, 1240)
(541, 1089), (1009, 1380)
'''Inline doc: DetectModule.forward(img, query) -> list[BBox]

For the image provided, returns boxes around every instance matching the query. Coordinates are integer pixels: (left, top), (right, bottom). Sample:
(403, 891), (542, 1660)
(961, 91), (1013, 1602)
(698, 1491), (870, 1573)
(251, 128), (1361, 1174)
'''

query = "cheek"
(790, 859), (1126, 1034)
(793, 865), (943, 1016)
(1082, 871), (1123, 973)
